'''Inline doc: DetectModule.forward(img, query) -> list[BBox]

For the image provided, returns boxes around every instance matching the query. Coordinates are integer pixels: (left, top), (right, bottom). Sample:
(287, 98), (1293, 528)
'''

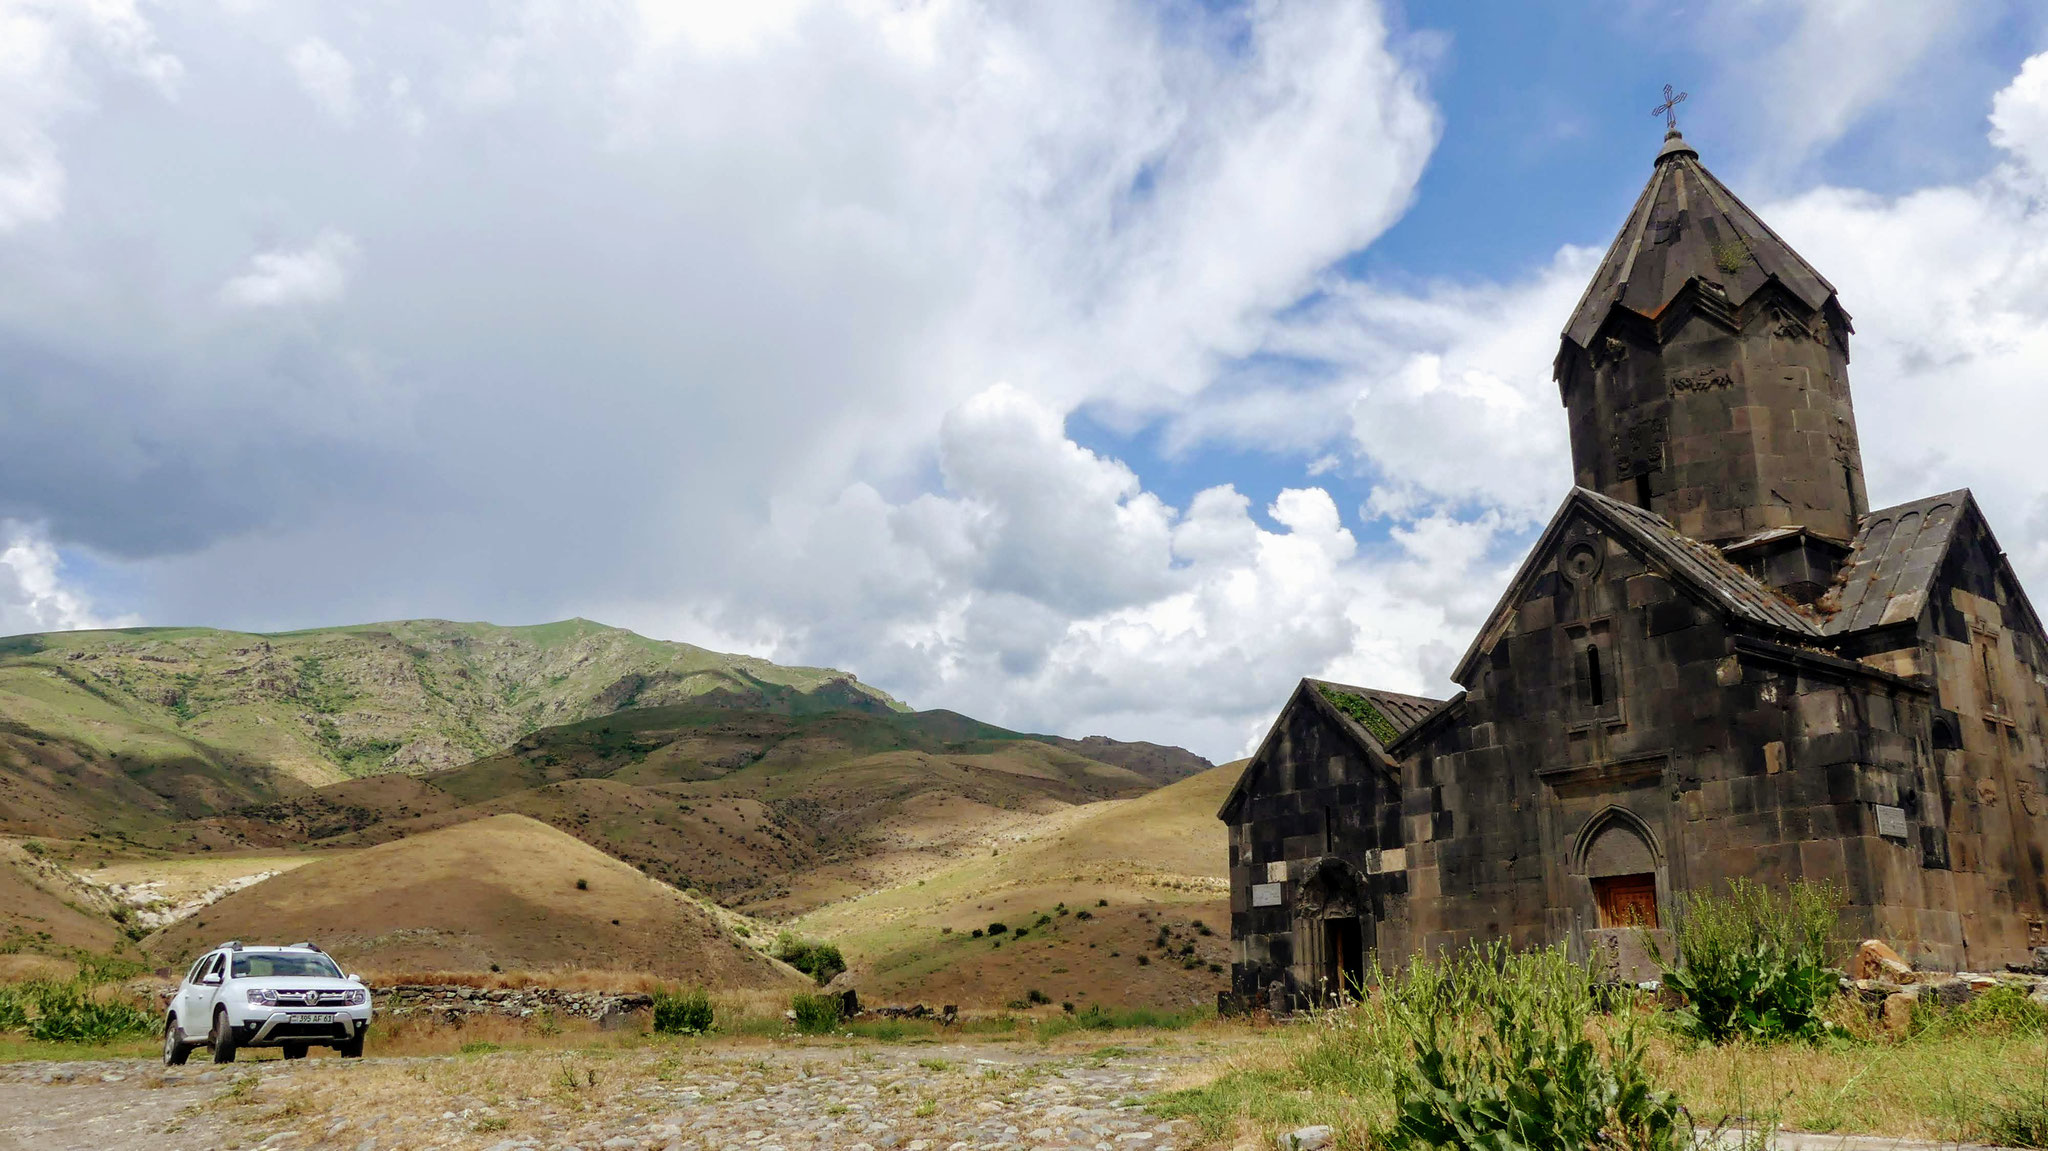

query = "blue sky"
(1074, 0), (2048, 543)
(5, 1), (2048, 760)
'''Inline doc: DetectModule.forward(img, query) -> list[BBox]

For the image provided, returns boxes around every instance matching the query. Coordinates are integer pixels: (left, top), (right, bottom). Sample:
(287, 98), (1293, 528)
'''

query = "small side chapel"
(1222, 125), (2048, 1007)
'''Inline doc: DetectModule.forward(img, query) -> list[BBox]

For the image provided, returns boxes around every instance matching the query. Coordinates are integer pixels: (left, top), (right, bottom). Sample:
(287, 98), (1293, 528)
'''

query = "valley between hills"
(0, 618), (1232, 1009)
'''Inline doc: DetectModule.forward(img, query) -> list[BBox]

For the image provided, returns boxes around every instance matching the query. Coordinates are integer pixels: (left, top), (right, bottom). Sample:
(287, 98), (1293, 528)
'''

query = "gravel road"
(0, 1040), (1208, 1151)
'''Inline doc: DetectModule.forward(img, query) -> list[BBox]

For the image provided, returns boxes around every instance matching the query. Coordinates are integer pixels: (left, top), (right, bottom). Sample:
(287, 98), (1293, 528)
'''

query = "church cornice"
(1730, 634), (1929, 694)
(1554, 275), (1852, 396)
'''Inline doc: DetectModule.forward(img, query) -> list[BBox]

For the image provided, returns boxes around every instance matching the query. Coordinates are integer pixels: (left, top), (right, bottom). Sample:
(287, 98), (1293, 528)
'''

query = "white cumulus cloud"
(1756, 49), (2048, 586)
(0, 0), (180, 230)
(289, 37), (355, 124)
(217, 229), (360, 308)
(0, 522), (130, 635)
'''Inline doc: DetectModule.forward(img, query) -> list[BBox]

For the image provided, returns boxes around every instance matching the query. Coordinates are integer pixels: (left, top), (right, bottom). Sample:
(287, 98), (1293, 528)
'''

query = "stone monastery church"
(1222, 126), (2048, 1005)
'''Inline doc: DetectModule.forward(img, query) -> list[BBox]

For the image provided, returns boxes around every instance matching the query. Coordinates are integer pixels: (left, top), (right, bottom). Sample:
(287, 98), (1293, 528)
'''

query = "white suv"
(163, 942), (373, 1064)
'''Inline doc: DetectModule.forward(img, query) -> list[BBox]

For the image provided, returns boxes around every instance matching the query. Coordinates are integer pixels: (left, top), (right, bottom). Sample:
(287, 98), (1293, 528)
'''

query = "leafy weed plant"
(1385, 944), (1685, 1151)
(1659, 878), (1844, 1044)
(0, 979), (154, 1044)
(1158, 945), (1685, 1150)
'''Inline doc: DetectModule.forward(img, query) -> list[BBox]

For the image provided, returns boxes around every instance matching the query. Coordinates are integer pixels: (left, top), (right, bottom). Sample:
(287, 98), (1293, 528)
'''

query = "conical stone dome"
(1563, 131), (1844, 352)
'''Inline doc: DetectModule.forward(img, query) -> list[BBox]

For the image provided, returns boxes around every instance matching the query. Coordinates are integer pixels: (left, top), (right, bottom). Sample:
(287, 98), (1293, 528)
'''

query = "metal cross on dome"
(1653, 84), (1689, 131)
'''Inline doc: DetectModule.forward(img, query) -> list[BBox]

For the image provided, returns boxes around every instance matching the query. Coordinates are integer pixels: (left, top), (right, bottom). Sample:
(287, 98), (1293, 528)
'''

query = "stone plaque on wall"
(1614, 416), (1668, 480)
(1251, 882), (1283, 907)
(1874, 803), (1909, 839)
(1266, 860), (1289, 883)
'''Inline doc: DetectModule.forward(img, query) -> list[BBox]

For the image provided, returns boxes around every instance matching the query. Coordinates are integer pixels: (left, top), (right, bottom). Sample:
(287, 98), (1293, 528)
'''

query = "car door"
(172, 956), (201, 1032)
(179, 953), (221, 1033)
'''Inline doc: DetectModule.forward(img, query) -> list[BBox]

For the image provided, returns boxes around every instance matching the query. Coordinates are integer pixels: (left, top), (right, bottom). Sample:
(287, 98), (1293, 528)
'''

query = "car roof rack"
(218, 940), (243, 951)
(291, 941), (322, 952)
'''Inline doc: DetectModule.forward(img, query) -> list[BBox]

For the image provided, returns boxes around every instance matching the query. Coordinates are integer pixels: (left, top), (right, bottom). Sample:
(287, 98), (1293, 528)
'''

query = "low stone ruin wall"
(1845, 939), (2047, 1035)
(373, 985), (654, 1028)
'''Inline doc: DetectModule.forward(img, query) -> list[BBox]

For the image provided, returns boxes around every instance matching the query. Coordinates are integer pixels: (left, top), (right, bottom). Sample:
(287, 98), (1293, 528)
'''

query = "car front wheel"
(161, 1017), (190, 1067)
(337, 1030), (365, 1058)
(209, 1009), (237, 1064)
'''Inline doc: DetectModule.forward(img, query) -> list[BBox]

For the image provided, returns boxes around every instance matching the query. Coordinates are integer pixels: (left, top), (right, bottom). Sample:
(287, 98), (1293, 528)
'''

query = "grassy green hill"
(0, 618), (903, 837)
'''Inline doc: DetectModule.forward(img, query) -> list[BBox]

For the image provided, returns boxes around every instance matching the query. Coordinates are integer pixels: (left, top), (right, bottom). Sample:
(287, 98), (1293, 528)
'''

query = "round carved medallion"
(1562, 540), (1603, 584)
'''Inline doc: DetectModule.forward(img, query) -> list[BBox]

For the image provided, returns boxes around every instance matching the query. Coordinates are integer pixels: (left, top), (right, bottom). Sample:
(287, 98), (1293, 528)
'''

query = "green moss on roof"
(1316, 685), (1399, 746)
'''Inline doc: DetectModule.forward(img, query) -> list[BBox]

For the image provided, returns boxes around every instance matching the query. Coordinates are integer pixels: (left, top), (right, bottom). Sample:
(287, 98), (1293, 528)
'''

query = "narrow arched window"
(1587, 644), (1605, 707)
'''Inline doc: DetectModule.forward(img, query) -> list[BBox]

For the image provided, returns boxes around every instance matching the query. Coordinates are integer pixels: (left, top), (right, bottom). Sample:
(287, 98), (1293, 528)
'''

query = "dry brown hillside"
(0, 839), (130, 954)
(791, 762), (1242, 1010)
(145, 815), (803, 987)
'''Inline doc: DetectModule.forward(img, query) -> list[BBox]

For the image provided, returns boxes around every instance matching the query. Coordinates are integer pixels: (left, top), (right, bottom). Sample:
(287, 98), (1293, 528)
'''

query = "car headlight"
(341, 989), (367, 1006)
(245, 988), (280, 1006)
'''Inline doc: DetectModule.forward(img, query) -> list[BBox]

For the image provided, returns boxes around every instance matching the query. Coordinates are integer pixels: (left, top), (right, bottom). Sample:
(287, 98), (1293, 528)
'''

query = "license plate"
(291, 1013), (335, 1024)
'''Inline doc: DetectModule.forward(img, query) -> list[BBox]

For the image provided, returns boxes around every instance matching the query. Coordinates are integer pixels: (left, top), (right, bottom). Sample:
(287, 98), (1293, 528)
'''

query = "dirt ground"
(0, 1037), (1211, 1151)
(0, 1061), (240, 1151)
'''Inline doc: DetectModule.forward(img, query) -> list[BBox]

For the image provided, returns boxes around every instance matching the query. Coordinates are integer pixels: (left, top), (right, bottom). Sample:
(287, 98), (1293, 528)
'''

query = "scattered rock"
(1848, 939), (1913, 982)
(1924, 979), (1978, 1009)
(1277, 1126), (1333, 1151)
(1880, 992), (1914, 1038)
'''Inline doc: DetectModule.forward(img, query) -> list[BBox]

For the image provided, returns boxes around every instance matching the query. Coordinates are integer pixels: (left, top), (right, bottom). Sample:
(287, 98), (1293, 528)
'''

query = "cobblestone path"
(0, 1040), (1209, 1151)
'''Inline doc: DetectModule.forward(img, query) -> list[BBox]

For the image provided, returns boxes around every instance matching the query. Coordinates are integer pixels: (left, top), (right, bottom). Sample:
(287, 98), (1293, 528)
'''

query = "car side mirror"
(202, 972), (222, 985)
(347, 973), (362, 983)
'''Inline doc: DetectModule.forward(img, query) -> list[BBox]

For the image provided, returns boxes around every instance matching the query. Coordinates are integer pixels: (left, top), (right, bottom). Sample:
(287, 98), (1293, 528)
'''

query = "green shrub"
(1, 980), (155, 1044)
(791, 992), (842, 1034)
(987, 922), (1008, 936)
(652, 987), (715, 1035)
(1658, 878), (1844, 1044)
(772, 933), (847, 985)
(1386, 945), (1684, 1151)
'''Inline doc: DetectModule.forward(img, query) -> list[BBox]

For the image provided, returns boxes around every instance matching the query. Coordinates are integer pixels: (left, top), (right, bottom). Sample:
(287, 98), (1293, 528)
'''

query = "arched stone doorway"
(1294, 857), (1372, 1002)
(1577, 808), (1662, 928)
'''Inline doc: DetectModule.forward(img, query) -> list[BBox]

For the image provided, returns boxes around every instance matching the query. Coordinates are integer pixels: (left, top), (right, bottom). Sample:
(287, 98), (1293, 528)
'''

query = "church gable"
(1221, 678), (1434, 998)
(1924, 500), (2048, 662)
(1220, 679), (1437, 822)
(1453, 487), (1818, 689)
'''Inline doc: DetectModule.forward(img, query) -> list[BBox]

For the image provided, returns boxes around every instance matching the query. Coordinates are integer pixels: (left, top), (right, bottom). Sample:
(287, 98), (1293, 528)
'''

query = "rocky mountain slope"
(0, 618), (903, 836)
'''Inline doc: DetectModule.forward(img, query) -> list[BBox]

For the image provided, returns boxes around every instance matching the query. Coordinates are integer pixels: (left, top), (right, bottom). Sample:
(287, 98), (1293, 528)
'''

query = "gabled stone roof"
(1563, 131), (1841, 350)
(1580, 489), (1822, 635)
(1307, 679), (1444, 754)
(1451, 487), (1820, 685)
(1217, 678), (1445, 820)
(1822, 491), (1970, 634)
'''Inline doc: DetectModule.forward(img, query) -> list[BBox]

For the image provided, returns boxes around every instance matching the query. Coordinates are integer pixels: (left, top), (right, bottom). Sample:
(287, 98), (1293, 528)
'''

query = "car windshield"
(230, 952), (342, 980)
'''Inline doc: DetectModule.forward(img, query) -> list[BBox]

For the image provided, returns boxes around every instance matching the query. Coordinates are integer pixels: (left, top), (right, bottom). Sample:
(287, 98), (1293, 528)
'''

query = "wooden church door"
(1592, 873), (1658, 927)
